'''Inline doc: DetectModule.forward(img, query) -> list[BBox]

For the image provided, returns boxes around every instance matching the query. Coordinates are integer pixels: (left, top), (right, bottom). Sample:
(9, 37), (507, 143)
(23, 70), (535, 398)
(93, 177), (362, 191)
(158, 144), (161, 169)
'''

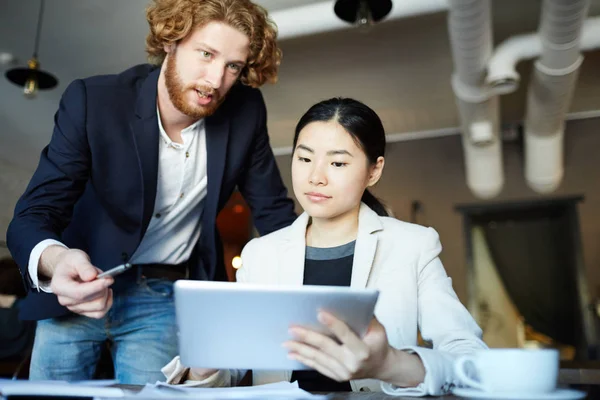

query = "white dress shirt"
(29, 109), (208, 291)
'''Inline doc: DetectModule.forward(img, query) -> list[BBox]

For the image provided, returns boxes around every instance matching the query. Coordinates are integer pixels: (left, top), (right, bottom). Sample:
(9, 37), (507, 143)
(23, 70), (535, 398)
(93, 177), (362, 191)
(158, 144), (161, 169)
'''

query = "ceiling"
(1, 0), (600, 172)
(255, 0), (325, 11)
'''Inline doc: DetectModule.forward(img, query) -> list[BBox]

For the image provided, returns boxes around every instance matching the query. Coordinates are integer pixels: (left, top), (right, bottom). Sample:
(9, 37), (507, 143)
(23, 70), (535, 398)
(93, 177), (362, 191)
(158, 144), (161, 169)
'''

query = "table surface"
(115, 391), (594, 400)
(116, 371), (599, 400)
(116, 386), (462, 399)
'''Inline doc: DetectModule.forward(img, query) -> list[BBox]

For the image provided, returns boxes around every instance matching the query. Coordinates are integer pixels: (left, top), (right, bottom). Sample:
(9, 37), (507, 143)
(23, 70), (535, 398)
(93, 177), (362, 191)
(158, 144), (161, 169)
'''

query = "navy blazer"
(7, 64), (296, 320)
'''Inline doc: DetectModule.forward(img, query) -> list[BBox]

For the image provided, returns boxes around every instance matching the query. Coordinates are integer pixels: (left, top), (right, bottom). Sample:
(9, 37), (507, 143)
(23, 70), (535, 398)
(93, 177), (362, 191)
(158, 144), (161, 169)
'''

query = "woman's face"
(292, 120), (383, 221)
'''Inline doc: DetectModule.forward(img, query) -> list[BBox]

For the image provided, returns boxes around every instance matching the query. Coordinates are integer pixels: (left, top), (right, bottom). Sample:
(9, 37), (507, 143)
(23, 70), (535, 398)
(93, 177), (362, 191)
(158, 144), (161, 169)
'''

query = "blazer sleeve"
(236, 238), (258, 283)
(382, 227), (487, 397)
(161, 237), (260, 387)
(6, 80), (91, 291)
(236, 91), (296, 236)
(162, 356), (246, 388)
(159, 239), (261, 387)
(161, 238), (263, 388)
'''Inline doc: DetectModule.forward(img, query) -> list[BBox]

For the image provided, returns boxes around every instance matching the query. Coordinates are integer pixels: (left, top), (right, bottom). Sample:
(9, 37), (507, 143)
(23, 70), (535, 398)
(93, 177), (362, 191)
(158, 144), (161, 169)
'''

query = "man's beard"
(164, 52), (223, 119)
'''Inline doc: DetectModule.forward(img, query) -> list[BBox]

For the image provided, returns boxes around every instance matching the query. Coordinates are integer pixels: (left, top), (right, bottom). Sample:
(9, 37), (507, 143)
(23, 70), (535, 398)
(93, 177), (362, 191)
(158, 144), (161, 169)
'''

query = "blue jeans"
(29, 278), (178, 384)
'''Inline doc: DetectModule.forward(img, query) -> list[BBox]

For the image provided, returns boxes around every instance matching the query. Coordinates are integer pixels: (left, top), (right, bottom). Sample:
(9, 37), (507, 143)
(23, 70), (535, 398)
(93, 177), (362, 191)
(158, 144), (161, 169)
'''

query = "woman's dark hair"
(293, 97), (388, 217)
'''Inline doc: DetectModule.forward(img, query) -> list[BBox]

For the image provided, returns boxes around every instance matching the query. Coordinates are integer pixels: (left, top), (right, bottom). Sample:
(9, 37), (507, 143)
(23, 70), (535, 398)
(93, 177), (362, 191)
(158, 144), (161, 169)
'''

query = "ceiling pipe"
(271, 0), (448, 41)
(272, 109), (600, 156)
(447, 0), (503, 199)
(486, 15), (600, 95)
(524, 0), (590, 193)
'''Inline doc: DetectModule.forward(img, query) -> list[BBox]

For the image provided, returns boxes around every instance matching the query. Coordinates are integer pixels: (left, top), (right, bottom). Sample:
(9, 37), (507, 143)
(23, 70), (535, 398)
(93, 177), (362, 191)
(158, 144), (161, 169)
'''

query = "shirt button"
(186, 151), (190, 158)
(155, 213), (161, 218)
(180, 193), (184, 198)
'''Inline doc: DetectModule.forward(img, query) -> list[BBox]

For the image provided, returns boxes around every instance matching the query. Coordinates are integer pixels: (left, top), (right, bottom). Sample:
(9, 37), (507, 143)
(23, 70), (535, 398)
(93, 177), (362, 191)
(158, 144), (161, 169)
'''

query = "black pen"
(97, 263), (133, 279)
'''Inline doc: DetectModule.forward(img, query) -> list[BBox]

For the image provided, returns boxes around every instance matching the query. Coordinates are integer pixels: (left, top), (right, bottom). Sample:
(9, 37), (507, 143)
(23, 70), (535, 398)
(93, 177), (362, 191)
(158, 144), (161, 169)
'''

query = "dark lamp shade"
(5, 67), (58, 90)
(334, 0), (393, 23)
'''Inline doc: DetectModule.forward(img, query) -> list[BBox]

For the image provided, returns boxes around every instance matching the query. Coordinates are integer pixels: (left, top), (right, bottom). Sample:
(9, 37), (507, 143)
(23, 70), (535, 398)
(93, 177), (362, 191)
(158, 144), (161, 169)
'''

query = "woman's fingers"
(288, 351), (347, 382)
(318, 311), (368, 357)
(284, 340), (350, 381)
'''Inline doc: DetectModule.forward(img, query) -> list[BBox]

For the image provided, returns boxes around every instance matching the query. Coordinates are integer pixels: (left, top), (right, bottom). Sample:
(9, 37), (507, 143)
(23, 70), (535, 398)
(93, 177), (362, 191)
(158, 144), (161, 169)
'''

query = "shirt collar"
(156, 106), (204, 145)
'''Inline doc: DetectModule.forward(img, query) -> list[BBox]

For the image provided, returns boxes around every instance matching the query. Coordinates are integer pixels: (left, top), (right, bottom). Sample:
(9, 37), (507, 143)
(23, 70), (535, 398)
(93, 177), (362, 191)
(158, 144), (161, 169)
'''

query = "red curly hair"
(146, 0), (281, 88)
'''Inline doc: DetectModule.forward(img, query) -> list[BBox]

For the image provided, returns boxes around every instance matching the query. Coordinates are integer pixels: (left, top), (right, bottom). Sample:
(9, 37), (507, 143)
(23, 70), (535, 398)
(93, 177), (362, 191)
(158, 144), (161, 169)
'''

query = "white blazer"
(163, 203), (487, 396)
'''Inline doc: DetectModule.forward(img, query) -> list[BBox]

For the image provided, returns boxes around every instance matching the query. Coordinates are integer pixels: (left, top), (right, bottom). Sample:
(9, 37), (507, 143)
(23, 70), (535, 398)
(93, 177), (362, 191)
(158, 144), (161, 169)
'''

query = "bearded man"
(7, 0), (295, 384)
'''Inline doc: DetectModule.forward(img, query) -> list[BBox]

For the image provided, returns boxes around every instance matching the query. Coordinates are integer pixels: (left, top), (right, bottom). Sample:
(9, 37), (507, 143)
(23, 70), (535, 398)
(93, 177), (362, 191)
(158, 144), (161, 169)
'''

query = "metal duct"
(448, 0), (503, 198)
(486, 16), (600, 94)
(524, 0), (590, 193)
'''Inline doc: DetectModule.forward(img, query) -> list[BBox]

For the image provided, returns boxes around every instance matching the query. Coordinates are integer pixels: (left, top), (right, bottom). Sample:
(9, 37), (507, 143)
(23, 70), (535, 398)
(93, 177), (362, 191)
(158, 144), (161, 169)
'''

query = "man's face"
(164, 21), (250, 119)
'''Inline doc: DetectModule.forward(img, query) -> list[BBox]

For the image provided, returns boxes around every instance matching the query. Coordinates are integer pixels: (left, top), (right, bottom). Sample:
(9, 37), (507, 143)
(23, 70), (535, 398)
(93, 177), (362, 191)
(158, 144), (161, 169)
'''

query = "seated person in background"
(0, 257), (27, 300)
(163, 98), (487, 396)
(0, 258), (35, 376)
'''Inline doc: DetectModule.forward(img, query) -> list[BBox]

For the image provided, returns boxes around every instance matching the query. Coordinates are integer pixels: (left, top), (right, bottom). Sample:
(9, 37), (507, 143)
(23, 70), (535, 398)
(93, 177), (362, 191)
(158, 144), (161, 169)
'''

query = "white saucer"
(452, 388), (587, 400)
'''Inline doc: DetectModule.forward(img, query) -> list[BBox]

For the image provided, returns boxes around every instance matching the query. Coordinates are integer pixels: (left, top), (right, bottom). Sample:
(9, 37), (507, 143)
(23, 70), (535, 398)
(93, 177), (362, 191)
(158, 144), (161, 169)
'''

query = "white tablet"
(174, 280), (379, 371)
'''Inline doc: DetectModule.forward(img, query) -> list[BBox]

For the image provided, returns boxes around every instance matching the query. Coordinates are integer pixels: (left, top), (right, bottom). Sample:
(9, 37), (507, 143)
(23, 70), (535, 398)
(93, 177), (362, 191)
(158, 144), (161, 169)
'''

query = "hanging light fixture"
(5, 0), (58, 99)
(334, 0), (393, 28)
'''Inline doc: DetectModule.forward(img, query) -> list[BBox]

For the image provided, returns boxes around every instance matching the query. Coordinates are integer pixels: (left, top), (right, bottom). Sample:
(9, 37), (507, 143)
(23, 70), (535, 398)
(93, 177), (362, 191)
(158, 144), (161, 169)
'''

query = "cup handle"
(454, 355), (486, 391)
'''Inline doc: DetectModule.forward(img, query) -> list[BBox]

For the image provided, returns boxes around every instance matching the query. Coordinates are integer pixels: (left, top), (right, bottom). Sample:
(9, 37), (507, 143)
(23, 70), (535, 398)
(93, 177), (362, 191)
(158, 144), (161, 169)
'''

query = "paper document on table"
(0, 379), (126, 397)
(132, 380), (329, 399)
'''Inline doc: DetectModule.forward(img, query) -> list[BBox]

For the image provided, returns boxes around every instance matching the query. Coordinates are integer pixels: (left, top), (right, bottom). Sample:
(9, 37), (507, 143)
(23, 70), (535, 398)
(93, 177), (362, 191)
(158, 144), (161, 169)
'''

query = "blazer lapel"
(278, 213), (310, 286)
(351, 204), (383, 288)
(276, 205), (382, 288)
(204, 109), (230, 219)
(132, 67), (161, 240)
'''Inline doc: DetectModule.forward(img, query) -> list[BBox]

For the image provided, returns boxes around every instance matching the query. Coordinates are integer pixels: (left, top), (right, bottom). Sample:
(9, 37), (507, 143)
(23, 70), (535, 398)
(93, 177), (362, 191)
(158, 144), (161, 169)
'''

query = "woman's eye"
(200, 51), (212, 58)
(332, 162), (347, 167)
(297, 157), (311, 163)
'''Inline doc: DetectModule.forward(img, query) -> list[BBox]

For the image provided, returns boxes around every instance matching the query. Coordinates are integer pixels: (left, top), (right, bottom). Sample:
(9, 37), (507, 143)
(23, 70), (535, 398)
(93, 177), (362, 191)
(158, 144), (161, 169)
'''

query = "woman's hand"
(283, 312), (425, 387)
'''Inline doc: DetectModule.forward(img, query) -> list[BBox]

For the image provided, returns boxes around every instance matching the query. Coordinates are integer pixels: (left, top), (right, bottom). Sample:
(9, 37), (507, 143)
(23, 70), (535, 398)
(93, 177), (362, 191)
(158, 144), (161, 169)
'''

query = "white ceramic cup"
(454, 349), (559, 393)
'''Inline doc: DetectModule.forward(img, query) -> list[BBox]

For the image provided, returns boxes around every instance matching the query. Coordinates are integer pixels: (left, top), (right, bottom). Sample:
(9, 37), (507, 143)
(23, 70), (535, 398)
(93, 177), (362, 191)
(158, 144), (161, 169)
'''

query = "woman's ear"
(367, 156), (385, 187)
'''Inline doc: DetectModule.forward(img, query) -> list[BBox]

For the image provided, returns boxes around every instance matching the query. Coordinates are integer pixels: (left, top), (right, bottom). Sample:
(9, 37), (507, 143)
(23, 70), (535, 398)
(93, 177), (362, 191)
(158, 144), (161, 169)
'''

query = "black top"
(291, 241), (355, 392)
